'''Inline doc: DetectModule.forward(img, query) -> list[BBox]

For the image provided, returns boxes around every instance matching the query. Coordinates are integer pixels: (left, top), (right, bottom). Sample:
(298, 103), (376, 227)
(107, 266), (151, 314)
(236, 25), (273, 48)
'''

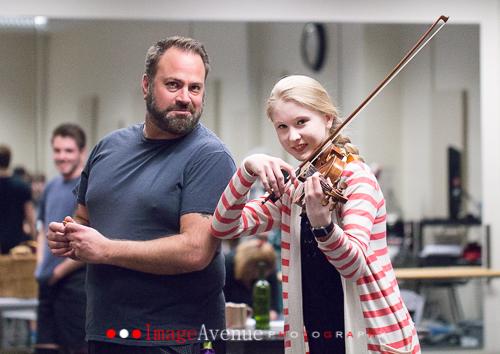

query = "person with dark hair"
(47, 36), (235, 354)
(0, 144), (35, 254)
(51, 123), (87, 151)
(31, 173), (47, 211)
(0, 145), (11, 168)
(35, 123), (88, 354)
(13, 165), (32, 184)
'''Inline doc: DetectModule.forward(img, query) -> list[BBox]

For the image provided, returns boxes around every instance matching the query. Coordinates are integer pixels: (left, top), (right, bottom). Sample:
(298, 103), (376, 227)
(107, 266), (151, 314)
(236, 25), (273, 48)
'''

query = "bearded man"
(47, 37), (235, 354)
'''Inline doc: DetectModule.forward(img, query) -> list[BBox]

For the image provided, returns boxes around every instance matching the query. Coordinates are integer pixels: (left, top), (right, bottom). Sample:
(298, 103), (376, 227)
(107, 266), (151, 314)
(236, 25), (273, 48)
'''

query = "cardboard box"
(0, 255), (37, 298)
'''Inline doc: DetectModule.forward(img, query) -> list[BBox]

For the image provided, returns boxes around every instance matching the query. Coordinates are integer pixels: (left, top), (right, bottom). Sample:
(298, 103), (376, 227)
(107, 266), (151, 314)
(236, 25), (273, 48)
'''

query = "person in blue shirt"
(35, 123), (88, 354)
(47, 36), (235, 354)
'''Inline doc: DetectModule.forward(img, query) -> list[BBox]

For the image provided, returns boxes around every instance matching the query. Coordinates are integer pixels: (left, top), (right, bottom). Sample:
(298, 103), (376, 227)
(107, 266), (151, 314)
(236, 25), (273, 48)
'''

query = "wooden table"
(395, 266), (500, 324)
(395, 266), (500, 280)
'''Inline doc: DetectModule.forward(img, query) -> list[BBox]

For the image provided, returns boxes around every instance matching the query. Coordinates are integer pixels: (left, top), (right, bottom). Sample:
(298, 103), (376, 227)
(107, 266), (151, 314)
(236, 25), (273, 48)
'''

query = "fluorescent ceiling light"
(0, 16), (48, 30)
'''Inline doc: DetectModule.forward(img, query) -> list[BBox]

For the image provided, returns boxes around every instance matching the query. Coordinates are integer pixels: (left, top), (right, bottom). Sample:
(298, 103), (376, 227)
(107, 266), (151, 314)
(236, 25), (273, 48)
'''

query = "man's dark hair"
(0, 144), (11, 169)
(144, 36), (210, 82)
(51, 123), (86, 150)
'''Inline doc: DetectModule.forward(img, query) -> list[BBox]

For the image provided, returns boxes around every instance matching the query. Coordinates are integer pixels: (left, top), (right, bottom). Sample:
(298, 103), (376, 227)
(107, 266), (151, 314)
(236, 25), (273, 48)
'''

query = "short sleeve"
(76, 145), (98, 206)
(37, 186), (48, 223)
(181, 151), (236, 215)
(20, 182), (32, 203)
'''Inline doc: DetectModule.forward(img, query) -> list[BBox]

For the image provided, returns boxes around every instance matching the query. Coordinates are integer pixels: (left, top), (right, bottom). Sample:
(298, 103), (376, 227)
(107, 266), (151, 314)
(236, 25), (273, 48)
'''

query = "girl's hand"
(304, 172), (332, 227)
(243, 154), (296, 198)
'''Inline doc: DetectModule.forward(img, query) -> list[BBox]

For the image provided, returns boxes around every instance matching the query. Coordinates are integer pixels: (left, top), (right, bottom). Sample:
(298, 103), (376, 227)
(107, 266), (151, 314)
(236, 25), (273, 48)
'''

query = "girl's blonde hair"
(266, 75), (359, 156)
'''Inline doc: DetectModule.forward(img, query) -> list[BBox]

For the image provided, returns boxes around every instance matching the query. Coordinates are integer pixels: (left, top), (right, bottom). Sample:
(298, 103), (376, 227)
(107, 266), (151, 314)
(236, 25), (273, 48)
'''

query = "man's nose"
(176, 87), (190, 104)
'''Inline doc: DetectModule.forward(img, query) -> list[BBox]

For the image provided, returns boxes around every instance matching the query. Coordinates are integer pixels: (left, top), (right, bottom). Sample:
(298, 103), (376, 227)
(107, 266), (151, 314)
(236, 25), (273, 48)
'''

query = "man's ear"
(141, 74), (149, 99)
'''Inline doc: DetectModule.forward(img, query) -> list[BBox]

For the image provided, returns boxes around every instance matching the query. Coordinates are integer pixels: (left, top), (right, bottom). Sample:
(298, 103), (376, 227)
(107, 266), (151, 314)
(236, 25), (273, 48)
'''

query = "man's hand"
(47, 220), (72, 256)
(64, 222), (112, 264)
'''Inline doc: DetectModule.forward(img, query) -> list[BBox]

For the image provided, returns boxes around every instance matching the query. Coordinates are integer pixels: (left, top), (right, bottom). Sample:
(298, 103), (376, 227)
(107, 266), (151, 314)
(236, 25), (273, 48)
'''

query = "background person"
(224, 238), (280, 321)
(0, 144), (35, 254)
(35, 123), (88, 354)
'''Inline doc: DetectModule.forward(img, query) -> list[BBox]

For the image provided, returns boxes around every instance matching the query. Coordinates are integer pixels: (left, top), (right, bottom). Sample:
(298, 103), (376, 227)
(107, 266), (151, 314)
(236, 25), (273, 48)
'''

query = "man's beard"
(146, 89), (203, 137)
(56, 160), (79, 179)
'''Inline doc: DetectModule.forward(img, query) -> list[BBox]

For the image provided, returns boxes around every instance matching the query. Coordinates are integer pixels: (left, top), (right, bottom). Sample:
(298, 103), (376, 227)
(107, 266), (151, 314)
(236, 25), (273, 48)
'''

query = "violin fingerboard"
(298, 163), (318, 182)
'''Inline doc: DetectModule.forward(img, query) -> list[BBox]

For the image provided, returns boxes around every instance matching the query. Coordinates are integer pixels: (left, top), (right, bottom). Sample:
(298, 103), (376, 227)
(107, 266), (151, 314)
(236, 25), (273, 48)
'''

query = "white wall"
(434, 25), (481, 216)
(43, 20), (253, 177)
(246, 22), (481, 222)
(358, 24), (403, 215)
(246, 22), (341, 162)
(44, 21), (189, 176)
(0, 32), (37, 171)
(191, 22), (253, 162)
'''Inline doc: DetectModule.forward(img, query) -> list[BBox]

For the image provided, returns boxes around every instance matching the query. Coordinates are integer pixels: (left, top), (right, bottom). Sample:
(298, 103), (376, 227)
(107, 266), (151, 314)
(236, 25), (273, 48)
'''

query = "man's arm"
(23, 200), (36, 239)
(56, 203), (220, 275)
(73, 203), (90, 226)
(36, 223), (45, 266)
(106, 212), (220, 274)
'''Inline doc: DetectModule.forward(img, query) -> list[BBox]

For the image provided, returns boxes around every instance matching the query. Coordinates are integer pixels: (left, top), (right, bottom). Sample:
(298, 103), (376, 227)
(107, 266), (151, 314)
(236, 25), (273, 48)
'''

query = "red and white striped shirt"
(212, 161), (420, 354)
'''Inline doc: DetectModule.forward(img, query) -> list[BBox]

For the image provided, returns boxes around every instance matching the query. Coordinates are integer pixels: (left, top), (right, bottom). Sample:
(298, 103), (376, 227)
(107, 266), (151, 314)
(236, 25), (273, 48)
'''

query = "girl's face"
(271, 99), (333, 161)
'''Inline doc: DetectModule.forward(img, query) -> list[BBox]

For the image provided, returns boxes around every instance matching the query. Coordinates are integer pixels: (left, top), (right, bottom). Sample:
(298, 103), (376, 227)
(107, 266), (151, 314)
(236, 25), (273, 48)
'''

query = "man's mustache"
(166, 104), (195, 113)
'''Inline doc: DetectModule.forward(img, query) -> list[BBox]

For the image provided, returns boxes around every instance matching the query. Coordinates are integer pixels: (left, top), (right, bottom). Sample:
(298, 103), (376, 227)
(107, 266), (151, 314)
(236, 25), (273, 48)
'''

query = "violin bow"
(263, 15), (449, 203)
(304, 15), (449, 170)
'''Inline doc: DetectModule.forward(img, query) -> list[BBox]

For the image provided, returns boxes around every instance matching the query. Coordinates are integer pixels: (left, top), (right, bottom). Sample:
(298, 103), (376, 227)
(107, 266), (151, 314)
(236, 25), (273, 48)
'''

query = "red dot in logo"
(131, 329), (142, 339)
(106, 328), (116, 339)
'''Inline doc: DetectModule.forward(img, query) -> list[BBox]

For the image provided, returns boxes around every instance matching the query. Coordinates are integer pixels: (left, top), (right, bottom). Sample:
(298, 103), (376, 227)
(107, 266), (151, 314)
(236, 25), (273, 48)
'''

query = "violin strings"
(304, 164), (333, 192)
(305, 164), (318, 178)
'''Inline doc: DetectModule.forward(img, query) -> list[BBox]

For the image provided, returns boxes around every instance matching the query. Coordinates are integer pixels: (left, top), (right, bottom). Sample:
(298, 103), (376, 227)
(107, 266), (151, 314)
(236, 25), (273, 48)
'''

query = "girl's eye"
(297, 119), (307, 126)
(277, 124), (287, 129)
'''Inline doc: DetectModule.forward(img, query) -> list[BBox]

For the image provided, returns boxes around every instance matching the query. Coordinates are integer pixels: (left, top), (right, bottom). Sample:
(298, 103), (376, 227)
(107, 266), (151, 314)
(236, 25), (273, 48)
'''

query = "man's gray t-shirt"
(35, 175), (80, 282)
(77, 123), (235, 346)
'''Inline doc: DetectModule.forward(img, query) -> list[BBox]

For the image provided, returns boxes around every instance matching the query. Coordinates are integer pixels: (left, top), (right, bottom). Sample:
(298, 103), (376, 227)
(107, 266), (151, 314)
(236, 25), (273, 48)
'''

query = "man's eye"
(166, 82), (179, 90)
(190, 85), (202, 93)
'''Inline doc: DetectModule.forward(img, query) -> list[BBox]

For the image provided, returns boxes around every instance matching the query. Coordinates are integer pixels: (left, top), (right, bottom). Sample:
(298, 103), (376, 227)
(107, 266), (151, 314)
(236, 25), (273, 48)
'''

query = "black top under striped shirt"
(301, 215), (346, 354)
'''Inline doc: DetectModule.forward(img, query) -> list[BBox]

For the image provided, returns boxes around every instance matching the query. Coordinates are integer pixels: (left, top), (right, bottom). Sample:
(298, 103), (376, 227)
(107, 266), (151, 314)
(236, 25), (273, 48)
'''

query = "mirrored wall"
(0, 18), (480, 222)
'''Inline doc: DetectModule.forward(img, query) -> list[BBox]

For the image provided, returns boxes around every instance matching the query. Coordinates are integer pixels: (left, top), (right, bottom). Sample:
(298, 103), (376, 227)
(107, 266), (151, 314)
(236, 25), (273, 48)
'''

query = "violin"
(291, 145), (360, 210)
(264, 15), (449, 207)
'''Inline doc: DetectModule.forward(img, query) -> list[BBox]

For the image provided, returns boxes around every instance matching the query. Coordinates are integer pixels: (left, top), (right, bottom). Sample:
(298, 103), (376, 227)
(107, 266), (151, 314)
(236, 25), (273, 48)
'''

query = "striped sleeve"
(316, 161), (383, 280)
(211, 165), (282, 239)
